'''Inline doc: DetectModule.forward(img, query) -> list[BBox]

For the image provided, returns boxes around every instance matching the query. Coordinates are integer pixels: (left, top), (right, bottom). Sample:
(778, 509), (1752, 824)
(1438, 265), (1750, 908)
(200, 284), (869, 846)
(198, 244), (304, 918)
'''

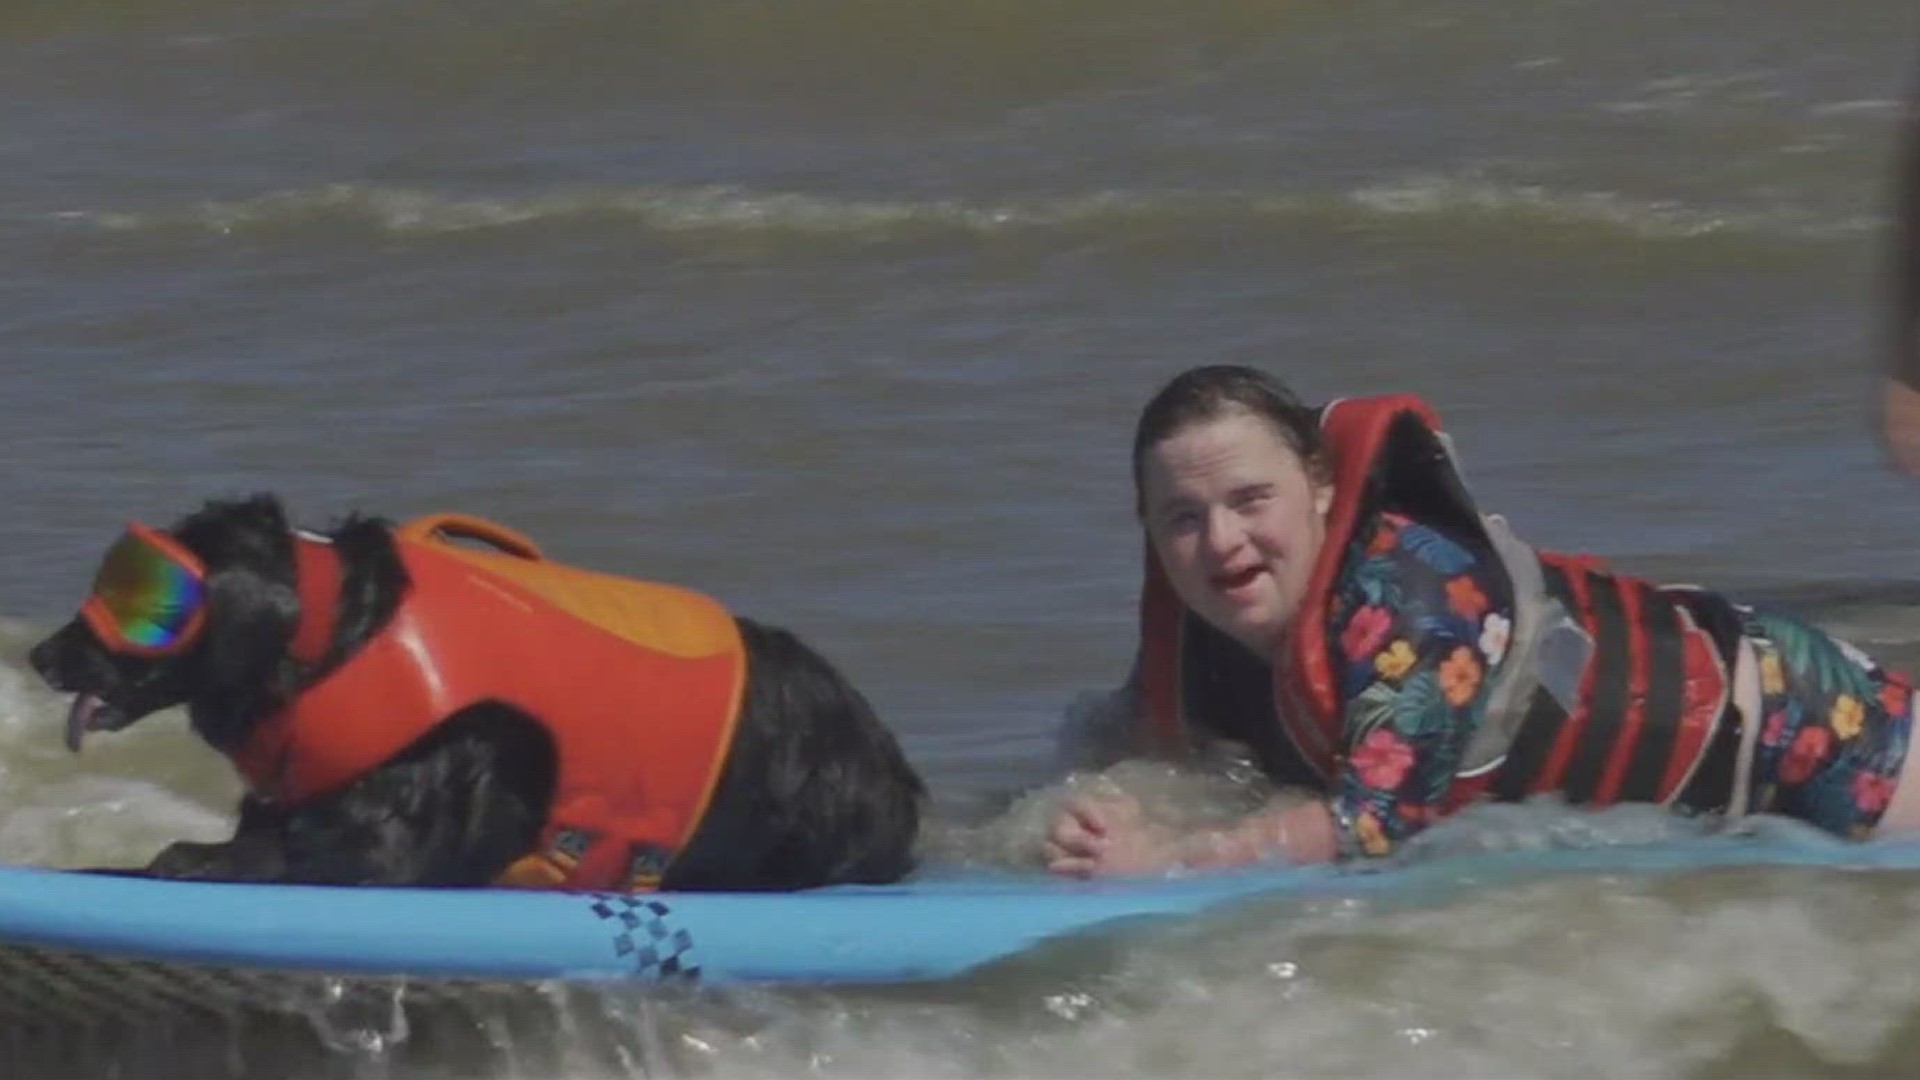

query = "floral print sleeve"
(1743, 608), (1914, 837)
(1325, 510), (1515, 857)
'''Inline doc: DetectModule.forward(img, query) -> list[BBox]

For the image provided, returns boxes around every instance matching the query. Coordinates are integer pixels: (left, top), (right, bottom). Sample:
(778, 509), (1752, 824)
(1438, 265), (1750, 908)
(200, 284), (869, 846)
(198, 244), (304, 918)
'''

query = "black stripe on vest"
(1489, 561), (1574, 802)
(1560, 571), (1631, 805)
(1615, 583), (1687, 803)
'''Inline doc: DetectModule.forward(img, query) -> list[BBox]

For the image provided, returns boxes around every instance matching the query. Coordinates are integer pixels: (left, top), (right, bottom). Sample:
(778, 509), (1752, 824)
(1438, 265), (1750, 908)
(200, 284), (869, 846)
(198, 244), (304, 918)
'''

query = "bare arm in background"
(1882, 69), (1920, 474)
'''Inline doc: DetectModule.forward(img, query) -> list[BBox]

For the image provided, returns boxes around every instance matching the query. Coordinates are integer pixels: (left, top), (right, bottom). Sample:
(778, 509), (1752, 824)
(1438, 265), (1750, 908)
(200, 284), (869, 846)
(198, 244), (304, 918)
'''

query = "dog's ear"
(175, 492), (301, 688)
(192, 563), (301, 749)
(202, 564), (299, 679)
(176, 498), (305, 747)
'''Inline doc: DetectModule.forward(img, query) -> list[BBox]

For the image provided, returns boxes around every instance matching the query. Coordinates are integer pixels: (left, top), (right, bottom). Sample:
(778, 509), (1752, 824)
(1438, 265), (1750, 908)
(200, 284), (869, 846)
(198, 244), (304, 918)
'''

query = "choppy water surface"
(4, 0), (1920, 1075)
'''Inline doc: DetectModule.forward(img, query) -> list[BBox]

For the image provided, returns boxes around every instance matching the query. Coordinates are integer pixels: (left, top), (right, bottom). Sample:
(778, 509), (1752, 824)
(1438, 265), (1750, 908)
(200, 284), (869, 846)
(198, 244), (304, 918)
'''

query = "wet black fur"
(29, 495), (925, 890)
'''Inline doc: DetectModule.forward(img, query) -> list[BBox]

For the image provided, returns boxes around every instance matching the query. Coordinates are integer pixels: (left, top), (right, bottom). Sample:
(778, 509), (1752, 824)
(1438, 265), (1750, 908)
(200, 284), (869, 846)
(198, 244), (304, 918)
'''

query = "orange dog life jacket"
(231, 514), (748, 892)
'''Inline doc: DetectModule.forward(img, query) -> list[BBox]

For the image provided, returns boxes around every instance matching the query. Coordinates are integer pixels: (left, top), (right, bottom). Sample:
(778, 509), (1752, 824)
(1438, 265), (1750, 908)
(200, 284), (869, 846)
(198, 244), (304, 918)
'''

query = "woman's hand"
(1044, 792), (1341, 878)
(1043, 793), (1183, 879)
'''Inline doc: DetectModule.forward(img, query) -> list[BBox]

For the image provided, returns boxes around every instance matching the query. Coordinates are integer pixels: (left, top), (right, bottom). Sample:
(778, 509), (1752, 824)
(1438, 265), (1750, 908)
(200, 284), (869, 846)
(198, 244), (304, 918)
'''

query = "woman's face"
(1140, 410), (1333, 658)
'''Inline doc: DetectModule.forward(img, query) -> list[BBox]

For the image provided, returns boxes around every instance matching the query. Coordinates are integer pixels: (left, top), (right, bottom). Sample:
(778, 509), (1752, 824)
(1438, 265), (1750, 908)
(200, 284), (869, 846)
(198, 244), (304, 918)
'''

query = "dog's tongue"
(64, 693), (106, 753)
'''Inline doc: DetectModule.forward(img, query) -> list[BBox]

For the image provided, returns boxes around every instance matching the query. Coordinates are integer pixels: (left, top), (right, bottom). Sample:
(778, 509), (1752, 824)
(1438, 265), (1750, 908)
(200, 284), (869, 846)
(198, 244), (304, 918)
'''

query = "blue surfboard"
(2, 826), (1917, 996)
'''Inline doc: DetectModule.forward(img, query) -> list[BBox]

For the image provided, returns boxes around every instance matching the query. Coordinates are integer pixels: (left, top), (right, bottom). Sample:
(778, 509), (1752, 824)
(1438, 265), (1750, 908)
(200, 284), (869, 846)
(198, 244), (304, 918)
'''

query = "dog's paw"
(143, 840), (236, 881)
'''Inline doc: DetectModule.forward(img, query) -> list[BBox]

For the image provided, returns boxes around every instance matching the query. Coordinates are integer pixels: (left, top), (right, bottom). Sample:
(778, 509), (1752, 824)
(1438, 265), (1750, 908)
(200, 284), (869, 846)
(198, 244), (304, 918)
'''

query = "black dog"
(29, 495), (924, 891)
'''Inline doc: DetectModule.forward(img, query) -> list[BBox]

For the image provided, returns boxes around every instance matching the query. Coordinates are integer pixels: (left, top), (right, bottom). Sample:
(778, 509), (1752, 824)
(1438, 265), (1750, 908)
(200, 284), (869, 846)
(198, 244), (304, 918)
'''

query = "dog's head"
(30, 495), (305, 754)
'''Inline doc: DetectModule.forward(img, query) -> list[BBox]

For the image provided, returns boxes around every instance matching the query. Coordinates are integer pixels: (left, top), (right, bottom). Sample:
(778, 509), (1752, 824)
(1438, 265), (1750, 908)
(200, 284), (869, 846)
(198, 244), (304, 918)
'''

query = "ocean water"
(3, 0), (1920, 1075)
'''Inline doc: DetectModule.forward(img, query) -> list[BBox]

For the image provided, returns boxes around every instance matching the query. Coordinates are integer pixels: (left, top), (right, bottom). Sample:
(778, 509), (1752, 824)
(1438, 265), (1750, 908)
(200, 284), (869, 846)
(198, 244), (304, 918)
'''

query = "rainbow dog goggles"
(78, 522), (208, 657)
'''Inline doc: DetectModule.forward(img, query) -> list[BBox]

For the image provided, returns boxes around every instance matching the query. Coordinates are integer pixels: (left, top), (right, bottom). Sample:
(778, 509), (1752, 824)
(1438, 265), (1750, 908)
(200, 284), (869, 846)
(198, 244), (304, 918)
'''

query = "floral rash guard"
(1742, 610), (1913, 838)
(1324, 511), (1513, 856)
(1321, 511), (1916, 856)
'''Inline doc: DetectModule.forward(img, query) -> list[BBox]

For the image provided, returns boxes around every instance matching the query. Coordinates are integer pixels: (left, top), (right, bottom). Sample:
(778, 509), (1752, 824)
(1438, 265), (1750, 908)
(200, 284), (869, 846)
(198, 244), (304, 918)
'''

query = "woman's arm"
(1323, 511), (1513, 857)
(1043, 791), (1338, 878)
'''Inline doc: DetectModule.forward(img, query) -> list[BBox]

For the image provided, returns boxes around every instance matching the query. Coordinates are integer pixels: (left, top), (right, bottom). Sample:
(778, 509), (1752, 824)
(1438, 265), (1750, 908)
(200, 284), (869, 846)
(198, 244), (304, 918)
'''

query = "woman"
(1046, 365), (1920, 876)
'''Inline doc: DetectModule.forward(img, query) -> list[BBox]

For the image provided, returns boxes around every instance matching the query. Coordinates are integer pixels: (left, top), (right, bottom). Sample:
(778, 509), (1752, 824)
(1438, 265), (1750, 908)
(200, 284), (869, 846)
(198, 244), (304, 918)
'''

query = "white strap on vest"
(1724, 639), (1763, 818)
(1456, 513), (1593, 776)
(1426, 427), (1591, 778)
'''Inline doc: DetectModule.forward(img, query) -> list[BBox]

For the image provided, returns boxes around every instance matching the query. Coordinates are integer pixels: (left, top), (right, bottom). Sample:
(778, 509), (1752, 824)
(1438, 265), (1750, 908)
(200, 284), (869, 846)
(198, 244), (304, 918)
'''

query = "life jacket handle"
(396, 513), (547, 562)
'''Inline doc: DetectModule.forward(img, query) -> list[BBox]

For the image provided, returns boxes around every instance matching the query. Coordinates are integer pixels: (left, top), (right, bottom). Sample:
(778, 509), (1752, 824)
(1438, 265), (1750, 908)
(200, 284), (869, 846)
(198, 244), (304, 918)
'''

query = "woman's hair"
(1130, 365), (1325, 516)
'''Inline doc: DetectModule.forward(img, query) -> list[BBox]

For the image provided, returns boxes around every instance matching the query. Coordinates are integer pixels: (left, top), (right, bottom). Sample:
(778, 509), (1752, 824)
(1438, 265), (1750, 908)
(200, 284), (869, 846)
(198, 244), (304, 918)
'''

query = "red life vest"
(1137, 395), (1741, 815)
(232, 514), (748, 892)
